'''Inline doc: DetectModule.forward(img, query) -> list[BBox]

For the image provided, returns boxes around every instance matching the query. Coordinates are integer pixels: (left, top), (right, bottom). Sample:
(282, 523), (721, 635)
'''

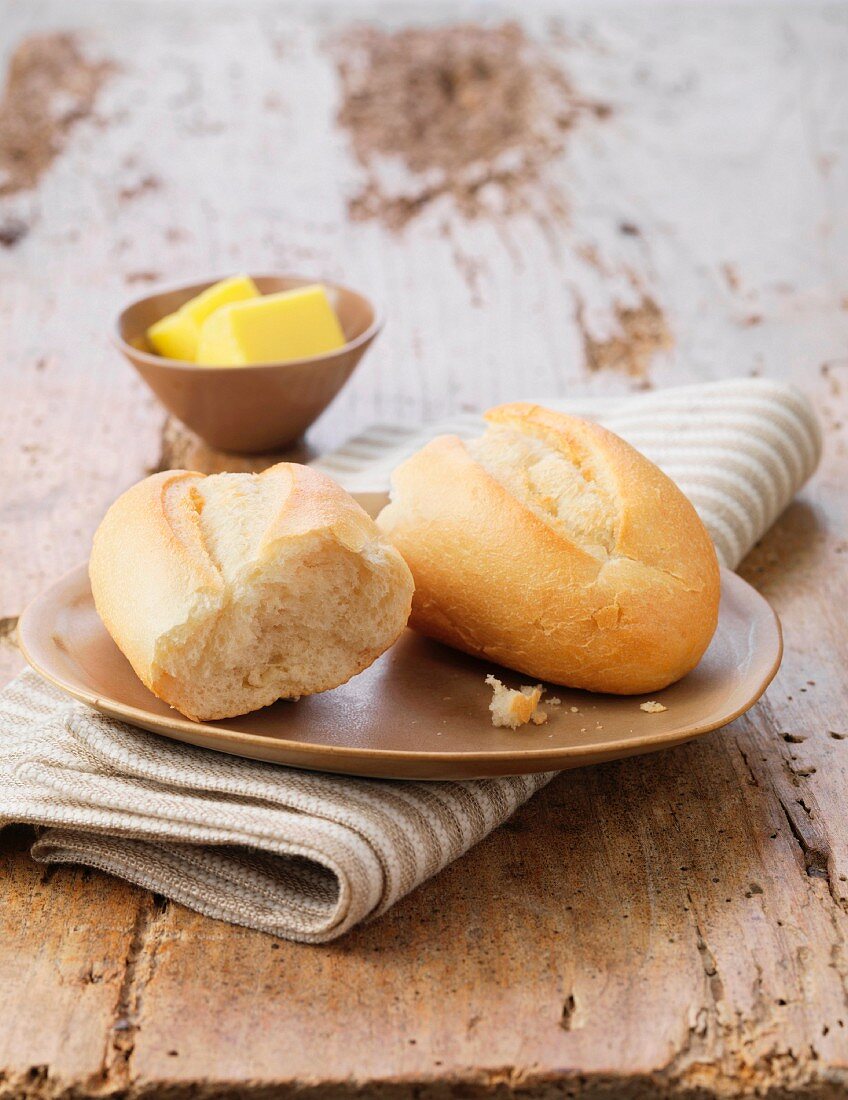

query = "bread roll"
(90, 463), (414, 721)
(377, 403), (720, 694)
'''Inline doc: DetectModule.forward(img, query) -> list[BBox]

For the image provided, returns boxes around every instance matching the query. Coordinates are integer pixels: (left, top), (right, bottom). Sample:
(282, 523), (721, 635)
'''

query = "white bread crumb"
(640, 700), (667, 713)
(548, 697), (561, 707)
(570, 706), (579, 713)
(485, 675), (546, 729)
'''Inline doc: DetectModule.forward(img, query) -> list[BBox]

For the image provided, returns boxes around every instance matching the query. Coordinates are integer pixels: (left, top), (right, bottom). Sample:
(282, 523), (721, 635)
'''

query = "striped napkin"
(0, 379), (821, 942)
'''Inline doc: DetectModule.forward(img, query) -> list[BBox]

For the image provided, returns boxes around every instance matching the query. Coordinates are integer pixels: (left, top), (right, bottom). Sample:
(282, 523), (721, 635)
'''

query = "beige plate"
(18, 565), (781, 781)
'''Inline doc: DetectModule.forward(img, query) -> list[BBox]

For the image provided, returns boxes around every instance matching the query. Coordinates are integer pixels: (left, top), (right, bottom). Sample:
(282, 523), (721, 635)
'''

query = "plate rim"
(17, 563), (783, 772)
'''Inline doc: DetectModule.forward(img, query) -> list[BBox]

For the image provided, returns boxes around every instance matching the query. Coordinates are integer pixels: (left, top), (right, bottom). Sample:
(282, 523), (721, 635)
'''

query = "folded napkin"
(0, 378), (822, 942)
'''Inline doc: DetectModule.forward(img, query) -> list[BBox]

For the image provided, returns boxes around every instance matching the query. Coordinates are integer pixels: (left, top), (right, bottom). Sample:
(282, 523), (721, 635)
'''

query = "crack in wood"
(95, 894), (170, 1093)
(657, 890), (729, 1083)
(736, 709), (842, 906)
(735, 739), (760, 787)
(688, 891), (725, 1011)
(778, 794), (831, 881)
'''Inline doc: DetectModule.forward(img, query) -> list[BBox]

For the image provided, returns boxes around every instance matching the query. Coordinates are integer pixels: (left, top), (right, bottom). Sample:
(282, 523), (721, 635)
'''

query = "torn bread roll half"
(90, 463), (414, 721)
(377, 403), (720, 694)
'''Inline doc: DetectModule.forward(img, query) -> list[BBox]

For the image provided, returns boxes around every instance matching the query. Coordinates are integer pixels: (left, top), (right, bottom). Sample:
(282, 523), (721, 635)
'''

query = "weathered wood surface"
(1, 1), (847, 1096)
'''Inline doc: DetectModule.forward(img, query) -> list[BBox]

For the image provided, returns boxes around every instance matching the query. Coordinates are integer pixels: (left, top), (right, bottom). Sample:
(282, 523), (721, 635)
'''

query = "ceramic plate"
(17, 565), (781, 780)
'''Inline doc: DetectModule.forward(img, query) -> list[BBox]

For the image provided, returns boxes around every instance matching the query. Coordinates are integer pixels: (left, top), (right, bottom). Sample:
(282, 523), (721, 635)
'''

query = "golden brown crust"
(262, 463), (380, 555)
(90, 470), (223, 699)
(377, 405), (720, 694)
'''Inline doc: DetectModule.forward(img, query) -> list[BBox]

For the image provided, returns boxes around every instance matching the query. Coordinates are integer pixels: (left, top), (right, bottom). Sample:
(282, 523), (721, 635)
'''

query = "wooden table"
(2, 2), (847, 1095)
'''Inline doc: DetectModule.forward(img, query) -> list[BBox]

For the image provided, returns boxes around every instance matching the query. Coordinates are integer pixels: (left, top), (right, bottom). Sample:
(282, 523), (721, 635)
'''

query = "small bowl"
(115, 274), (383, 453)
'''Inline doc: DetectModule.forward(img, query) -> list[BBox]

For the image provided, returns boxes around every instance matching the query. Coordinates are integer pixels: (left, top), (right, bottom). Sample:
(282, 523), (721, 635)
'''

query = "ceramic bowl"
(115, 274), (383, 453)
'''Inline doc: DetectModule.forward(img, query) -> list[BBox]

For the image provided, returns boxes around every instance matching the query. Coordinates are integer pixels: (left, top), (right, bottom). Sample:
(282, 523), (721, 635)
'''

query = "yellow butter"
(145, 309), (197, 362)
(146, 275), (259, 361)
(196, 284), (346, 367)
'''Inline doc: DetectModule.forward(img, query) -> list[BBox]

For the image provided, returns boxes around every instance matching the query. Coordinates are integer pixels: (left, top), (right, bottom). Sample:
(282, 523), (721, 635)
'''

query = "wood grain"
(0, 827), (146, 1096)
(1, 0), (847, 1096)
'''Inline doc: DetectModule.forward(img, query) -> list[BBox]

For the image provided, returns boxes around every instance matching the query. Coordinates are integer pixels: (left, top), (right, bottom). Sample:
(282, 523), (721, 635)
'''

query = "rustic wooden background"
(1, 1), (847, 1096)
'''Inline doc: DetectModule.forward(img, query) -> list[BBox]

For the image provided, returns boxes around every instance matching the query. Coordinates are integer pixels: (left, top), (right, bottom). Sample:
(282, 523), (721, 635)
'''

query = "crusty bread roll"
(90, 463), (414, 721)
(377, 403), (720, 694)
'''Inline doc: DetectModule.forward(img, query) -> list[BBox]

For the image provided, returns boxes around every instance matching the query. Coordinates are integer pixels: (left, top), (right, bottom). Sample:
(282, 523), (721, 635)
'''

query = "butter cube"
(196, 284), (346, 366)
(147, 275), (259, 361)
(145, 309), (197, 362)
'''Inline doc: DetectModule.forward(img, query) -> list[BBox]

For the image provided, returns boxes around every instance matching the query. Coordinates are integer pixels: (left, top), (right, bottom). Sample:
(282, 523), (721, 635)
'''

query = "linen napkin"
(0, 378), (821, 943)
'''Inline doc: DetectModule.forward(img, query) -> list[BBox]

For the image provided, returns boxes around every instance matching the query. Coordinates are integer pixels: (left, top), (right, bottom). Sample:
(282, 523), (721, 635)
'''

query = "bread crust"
(90, 463), (414, 719)
(377, 403), (720, 694)
(90, 469), (222, 700)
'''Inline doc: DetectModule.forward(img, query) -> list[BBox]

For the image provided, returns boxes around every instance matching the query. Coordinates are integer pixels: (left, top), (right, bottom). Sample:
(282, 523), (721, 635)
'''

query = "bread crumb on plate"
(485, 675), (547, 729)
(640, 700), (667, 713)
